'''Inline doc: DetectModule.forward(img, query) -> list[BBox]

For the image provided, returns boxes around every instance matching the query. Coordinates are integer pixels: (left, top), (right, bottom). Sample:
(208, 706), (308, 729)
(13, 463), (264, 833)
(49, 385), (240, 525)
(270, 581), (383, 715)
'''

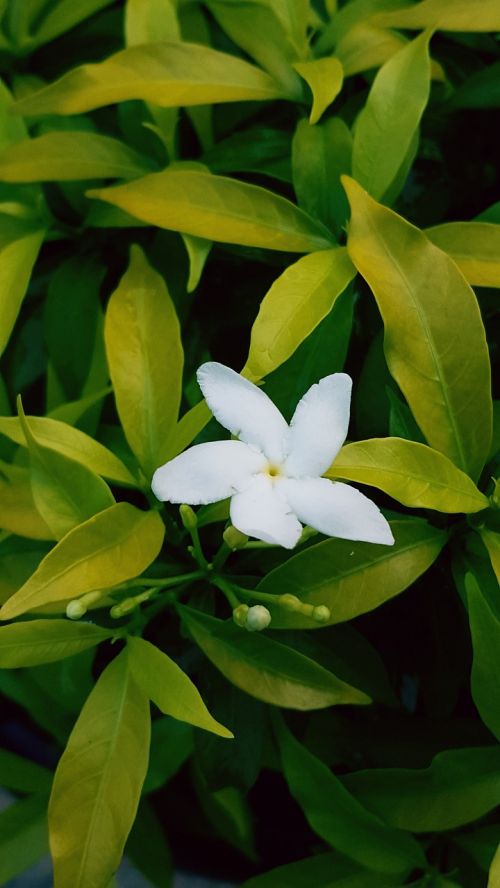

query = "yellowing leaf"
(18, 400), (115, 540)
(243, 248), (355, 381)
(336, 23), (408, 76)
(373, 0), (500, 31)
(426, 222), (500, 288)
(258, 519), (447, 629)
(0, 220), (44, 357)
(0, 503), (164, 620)
(293, 57), (344, 124)
(49, 651), (150, 888)
(352, 30), (431, 201)
(489, 844), (500, 888)
(88, 168), (334, 253)
(164, 400), (212, 462)
(104, 246), (183, 479)
(0, 414), (136, 485)
(0, 470), (53, 540)
(328, 437), (489, 514)
(467, 574), (500, 741)
(0, 131), (151, 182)
(480, 528), (500, 585)
(127, 636), (233, 737)
(178, 605), (372, 710)
(0, 619), (113, 668)
(125, 0), (179, 45)
(13, 42), (287, 118)
(343, 178), (493, 480)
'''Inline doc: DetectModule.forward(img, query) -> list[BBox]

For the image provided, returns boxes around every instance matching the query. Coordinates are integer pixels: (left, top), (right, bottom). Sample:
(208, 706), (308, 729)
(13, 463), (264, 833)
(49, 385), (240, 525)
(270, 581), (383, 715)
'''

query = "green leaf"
(426, 222), (500, 288)
(480, 528), (500, 585)
(452, 61), (500, 109)
(343, 745), (500, 831)
(104, 245), (183, 479)
(88, 168), (334, 253)
(30, 0), (117, 46)
(243, 248), (355, 381)
(164, 399), (212, 461)
(258, 518), (447, 628)
(328, 437), (489, 513)
(126, 799), (173, 888)
(0, 131), (151, 182)
(0, 746), (52, 794)
(0, 219), (44, 358)
(127, 636), (233, 738)
(275, 715), (423, 875)
(489, 844), (500, 888)
(178, 605), (372, 710)
(0, 619), (113, 668)
(336, 23), (410, 77)
(0, 468), (53, 540)
(293, 58), (344, 124)
(125, 0), (179, 44)
(343, 177), (493, 480)
(48, 650), (150, 888)
(144, 717), (194, 793)
(241, 852), (403, 887)
(0, 80), (27, 149)
(13, 42), (287, 118)
(18, 400), (115, 539)
(373, 0), (500, 31)
(0, 414), (137, 485)
(0, 794), (48, 886)
(467, 573), (500, 740)
(292, 116), (352, 236)
(0, 503), (165, 619)
(352, 30), (431, 201)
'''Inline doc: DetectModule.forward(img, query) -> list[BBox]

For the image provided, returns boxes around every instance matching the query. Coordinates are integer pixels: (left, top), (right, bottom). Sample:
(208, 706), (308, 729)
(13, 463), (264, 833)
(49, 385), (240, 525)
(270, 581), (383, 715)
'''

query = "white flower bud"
(245, 605), (271, 632)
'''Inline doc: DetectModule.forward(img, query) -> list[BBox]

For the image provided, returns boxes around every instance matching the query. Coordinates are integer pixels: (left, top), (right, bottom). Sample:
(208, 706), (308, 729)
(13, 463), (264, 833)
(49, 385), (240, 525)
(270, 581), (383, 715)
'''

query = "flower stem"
(121, 570), (205, 591)
(211, 575), (241, 609)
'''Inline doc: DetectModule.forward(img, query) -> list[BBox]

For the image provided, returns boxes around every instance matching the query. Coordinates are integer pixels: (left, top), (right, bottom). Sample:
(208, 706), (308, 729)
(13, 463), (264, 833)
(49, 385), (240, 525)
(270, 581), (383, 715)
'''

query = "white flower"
(152, 362), (394, 550)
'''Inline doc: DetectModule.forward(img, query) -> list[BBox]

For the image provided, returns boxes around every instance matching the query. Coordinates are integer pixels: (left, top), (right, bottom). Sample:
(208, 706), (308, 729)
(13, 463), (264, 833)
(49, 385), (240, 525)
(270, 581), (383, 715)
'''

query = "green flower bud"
(110, 597), (138, 619)
(179, 504), (198, 531)
(246, 605), (271, 632)
(278, 593), (302, 612)
(313, 605), (331, 624)
(233, 603), (249, 627)
(223, 525), (249, 550)
(66, 600), (87, 620)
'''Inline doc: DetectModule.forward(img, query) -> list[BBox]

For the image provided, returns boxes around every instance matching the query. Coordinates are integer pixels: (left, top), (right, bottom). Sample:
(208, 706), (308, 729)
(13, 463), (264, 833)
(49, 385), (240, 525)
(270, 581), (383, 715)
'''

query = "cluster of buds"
(233, 603), (272, 632)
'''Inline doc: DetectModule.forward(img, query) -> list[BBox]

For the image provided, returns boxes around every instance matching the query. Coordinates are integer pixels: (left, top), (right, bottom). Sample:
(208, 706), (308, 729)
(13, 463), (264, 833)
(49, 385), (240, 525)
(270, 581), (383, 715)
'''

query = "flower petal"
(197, 362), (289, 463)
(284, 373), (352, 478)
(230, 474), (302, 549)
(152, 441), (265, 505)
(282, 477), (394, 545)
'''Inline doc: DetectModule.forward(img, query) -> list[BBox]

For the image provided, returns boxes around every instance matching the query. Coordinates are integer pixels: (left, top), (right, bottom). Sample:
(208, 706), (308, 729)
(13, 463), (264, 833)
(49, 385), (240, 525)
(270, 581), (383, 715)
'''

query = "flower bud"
(245, 605), (271, 632)
(278, 593), (302, 612)
(110, 597), (138, 619)
(313, 605), (331, 624)
(232, 603), (249, 627)
(66, 599), (87, 620)
(223, 525), (249, 550)
(179, 504), (198, 531)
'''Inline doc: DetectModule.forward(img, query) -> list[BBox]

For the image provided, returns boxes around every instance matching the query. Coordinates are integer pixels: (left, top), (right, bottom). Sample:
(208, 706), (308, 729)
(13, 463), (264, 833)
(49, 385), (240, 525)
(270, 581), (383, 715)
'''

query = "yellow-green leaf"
(0, 469), (53, 540)
(104, 245), (183, 479)
(164, 400), (212, 462)
(479, 528), (500, 585)
(49, 650), (150, 888)
(88, 168), (334, 253)
(13, 42), (287, 118)
(328, 437), (489, 514)
(258, 518), (447, 629)
(243, 248), (355, 381)
(343, 177), (493, 480)
(467, 574), (500, 740)
(127, 636), (233, 738)
(293, 57), (344, 124)
(0, 619), (113, 668)
(336, 23), (408, 77)
(489, 844), (500, 888)
(125, 0), (179, 45)
(0, 414), (136, 485)
(18, 400), (115, 539)
(0, 503), (164, 620)
(373, 0), (500, 31)
(0, 220), (44, 357)
(426, 222), (500, 288)
(178, 605), (372, 710)
(292, 116), (352, 236)
(352, 31), (431, 201)
(0, 131), (151, 182)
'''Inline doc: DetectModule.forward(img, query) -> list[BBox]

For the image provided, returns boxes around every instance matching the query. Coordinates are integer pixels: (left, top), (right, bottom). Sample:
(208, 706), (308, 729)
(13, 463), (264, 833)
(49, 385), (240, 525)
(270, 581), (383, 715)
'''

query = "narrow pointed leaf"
(49, 651), (150, 888)
(178, 605), (372, 710)
(127, 636), (232, 738)
(0, 619), (113, 668)
(426, 222), (500, 288)
(0, 471), (53, 540)
(344, 177), (492, 480)
(13, 42), (287, 118)
(479, 529), (500, 584)
(105, 246), (183, 479)
(292, 116), (352, 236)
(373, 0), (500, 31)
(293, 58), (344, 124)
(88, 168), (334, 253)
(352, 31), (431, 200)
(0, 221), (44, 358)
(467, 573), (500, 739)
(244, 248), (355, 380)
(328, 437), (489, 513)
(258, 519), (447, 628)
(0, 503), (165, 619)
